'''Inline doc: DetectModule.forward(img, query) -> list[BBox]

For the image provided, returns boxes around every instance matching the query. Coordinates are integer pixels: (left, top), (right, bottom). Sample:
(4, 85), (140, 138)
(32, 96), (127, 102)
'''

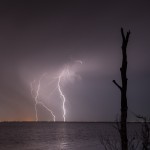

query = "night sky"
(0, 1), (150, 122)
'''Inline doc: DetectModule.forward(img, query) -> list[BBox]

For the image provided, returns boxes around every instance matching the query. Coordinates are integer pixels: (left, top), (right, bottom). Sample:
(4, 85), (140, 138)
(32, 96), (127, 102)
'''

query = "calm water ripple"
(0, 122), (141, 150)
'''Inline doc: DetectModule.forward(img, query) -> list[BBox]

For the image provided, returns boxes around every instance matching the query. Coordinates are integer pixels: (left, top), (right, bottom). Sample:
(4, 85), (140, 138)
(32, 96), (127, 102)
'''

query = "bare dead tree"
(113, 28), (130, 150)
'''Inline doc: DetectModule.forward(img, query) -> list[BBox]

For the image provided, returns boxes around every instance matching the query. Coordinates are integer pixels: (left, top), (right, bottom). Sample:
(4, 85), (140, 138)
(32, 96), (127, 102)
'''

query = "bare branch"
(112, 80), (122, 90)
(121, 28), (125, 41)
(125, 30), (131, 44)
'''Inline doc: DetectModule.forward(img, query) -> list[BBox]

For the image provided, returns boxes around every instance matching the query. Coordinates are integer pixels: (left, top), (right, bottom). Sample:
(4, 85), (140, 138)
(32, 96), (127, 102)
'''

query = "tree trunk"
(113, 28), (130, 150)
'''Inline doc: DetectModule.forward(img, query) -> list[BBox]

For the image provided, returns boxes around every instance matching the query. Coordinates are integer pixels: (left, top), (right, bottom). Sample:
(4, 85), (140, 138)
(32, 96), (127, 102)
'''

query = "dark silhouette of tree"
(113, 28), (130, 150)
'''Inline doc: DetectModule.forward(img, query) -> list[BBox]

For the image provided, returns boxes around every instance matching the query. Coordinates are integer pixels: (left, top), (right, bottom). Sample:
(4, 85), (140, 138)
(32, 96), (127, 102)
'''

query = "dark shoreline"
(0, 121), (145, 123)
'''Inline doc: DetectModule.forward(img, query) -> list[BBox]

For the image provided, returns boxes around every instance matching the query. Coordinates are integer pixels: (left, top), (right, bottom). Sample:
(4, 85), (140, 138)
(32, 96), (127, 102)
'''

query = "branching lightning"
(30, 60), (82, 122)
(57, 62), (82, 122)
(38, 101), (55, 122)
(31, 73), (56, 122)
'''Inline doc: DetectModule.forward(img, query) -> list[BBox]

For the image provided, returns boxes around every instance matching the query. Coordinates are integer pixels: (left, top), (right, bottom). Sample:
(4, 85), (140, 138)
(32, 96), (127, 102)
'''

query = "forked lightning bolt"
(31, 73), (56, 122)
(57, 64), (76, 122)
(38, 101), (55, 122)
(58, 69), (67, 122)
(30, 60), (82, 122)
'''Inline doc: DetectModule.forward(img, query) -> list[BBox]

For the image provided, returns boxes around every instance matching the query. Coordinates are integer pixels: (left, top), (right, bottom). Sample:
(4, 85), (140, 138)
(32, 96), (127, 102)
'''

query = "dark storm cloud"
(0, 0), (150, 121)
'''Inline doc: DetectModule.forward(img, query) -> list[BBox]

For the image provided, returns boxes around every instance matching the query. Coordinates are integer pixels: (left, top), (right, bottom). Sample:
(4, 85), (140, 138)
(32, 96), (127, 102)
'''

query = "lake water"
(0, 122), (142, 150)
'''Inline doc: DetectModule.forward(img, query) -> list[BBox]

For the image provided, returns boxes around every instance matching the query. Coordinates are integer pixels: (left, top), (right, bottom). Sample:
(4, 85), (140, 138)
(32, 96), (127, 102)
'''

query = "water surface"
(0, 122), (141, 150)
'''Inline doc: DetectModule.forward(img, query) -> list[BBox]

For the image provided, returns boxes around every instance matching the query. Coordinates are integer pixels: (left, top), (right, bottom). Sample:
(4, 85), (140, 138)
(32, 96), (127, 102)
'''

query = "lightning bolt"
(31, 73), (56, 122)
(30, 60), (82, 122)
(58, 69), (67, 122)
(57, 61), (82, 122)
(38, 101), (55, 122)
